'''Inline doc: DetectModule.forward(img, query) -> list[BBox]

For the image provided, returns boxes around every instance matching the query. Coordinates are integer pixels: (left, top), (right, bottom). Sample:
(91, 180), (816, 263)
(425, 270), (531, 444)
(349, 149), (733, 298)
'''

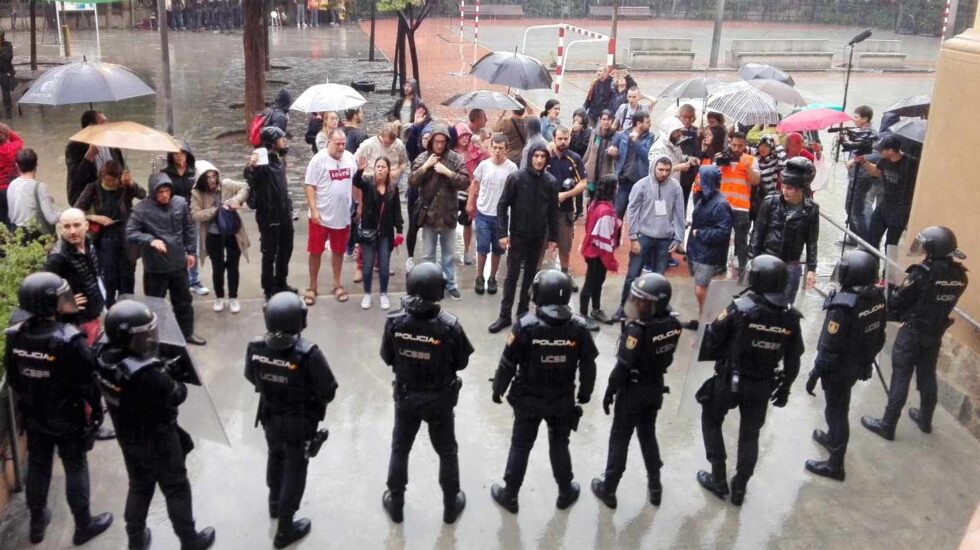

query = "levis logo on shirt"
(329, 168), (351, 181)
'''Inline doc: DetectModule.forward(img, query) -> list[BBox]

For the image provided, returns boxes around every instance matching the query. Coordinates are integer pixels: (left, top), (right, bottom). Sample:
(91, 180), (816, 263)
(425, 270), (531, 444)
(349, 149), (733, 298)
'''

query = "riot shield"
(676, 279), (745, 418)
(884, 244), (907, 288)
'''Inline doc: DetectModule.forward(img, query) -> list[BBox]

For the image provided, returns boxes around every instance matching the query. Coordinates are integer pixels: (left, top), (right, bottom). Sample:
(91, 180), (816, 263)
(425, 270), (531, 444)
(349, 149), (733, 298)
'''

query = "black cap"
(875, 134), (902, 152)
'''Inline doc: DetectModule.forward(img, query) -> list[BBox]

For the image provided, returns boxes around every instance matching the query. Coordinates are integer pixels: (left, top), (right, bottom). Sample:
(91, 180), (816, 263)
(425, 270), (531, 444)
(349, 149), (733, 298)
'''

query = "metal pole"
(947, 0), (960, 39)
(709, 0), (725, 68)
(156, 0), (175, 134)
(3, 379), (24, 493)
(832, 45), (855, 162)
(610, 0), (619, 65)
(368, 0), (375, 61)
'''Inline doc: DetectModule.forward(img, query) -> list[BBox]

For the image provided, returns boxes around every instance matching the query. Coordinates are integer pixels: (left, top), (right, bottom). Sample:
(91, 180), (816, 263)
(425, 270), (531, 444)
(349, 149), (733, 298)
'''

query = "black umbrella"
(659, 76), (726, 99)
(884, 94), (931, 117)
(470, 51), (553, 91)
(738, 63), (796, 86)
(442, 90), (524, 111)
(887, 118), (927, 143)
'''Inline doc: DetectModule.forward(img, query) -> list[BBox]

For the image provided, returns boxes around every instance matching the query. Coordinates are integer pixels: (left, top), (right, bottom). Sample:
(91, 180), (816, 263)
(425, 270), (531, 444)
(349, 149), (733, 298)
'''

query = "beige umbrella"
(68, 121), (181, 152)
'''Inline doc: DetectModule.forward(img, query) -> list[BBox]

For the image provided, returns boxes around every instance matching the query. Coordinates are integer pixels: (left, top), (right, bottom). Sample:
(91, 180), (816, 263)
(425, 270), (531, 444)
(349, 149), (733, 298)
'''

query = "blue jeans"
(361, 237), (391, 294)
(475, 213), (504, 256)
(295, 4), (305, 25)
(422, 227), (457, 290)
(615, 181), (634, 219)
(620, 236), (672, 306)
(783, 262), (803, 306)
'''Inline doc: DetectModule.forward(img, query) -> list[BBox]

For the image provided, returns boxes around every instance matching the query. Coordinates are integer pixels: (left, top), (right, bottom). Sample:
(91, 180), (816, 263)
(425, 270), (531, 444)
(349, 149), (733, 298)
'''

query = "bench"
(855, 39), (906, 69)
(727, 39), (834, 70)
(461, 4), (523, 18)
(627, 37), (695, 70)
(589, 5), (652, 19)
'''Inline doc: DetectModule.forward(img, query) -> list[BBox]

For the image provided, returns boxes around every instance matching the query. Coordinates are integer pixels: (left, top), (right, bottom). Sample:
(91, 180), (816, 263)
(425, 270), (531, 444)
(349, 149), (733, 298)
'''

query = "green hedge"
(0, 227), (53, 379)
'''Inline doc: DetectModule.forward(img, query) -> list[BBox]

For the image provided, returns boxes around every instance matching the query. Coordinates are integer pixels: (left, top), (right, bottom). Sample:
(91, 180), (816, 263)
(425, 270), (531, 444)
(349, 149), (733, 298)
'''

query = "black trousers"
(386, 404), (460, 501)
(258, 222), (293, 298)
(264, 428), (309, 520)
(503, 412), (573, 492)
(119, 430), (197, 544)
(0, 72), (12, 116)
(500, 238), (545, 321)
(732, 210), (751, 271)
(143, 268), (194, 337)
(95, 234), (136, 307)
(579, 257), (607, 315)
(26, 428), (91, 525)
(883, 325), (941, 426)
(868, 208), (903, 250)
(821, 377), (855, 468)
(701, 377), (769, 480)
(205, 233), (242, 298)
(406, 188), (419, 258)
(602, 404), (661, 492)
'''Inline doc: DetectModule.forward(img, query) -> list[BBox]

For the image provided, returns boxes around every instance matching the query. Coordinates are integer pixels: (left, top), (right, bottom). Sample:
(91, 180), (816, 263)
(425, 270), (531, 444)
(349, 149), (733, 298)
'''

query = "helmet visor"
(908, 234), (927, 257)
(128, 315), (160, 359)
(624, 295), (655, 322)
(55, 281), (79, 316)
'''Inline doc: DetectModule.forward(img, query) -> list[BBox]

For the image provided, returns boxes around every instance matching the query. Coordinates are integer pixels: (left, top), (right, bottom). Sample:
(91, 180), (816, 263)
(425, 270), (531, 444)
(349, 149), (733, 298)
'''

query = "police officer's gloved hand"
(602, 391), (615, 415)
(805, 375), (818, 396)
(771, 387), (790, 408)
(492, 392), (503, 404)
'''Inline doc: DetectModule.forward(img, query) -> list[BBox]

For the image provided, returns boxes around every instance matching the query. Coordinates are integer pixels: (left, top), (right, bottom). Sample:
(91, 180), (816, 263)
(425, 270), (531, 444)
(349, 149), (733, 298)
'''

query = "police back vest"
(5, 322), (88, 434)
(515, 315), (590, 396)
(625, 316), (682, 386)
(246, 337), (322, 418)
(387, 310), (460, 391)
(903, 259), (968, 334)
(96, 354), (180, 440)
(827, 288), (886, 367)
(730, 296), (799, 379)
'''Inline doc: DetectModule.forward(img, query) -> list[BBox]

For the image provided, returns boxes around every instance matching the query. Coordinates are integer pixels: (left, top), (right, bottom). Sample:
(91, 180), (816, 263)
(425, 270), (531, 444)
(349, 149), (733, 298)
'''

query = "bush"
(0, 226), (53, 379)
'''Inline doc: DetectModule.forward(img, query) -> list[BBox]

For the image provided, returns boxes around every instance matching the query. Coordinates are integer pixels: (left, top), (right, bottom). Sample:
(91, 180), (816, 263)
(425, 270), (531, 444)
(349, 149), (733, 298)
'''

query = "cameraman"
(715, 132), (760, 278)
(856, 135), (918, 250)
(840, 106), (880, 242)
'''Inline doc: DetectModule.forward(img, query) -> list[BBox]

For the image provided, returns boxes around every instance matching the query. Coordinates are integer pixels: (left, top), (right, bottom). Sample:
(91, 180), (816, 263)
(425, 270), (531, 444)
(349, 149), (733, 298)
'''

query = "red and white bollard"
(459, 0), (465, 40)
(940, 0), (952, 41)
(554, 25), (566, 94)
(606, 37), (616, 67)
(474, 0), (480, 45)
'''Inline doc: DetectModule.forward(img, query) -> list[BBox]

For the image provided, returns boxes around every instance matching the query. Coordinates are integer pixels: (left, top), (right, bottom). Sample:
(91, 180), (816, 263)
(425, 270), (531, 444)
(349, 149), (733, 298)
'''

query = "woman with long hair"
(353, 156), (404, 310)
(579, 174), (621, 331)
(540, 99), (561, 142)
(314, 111), (341, 153)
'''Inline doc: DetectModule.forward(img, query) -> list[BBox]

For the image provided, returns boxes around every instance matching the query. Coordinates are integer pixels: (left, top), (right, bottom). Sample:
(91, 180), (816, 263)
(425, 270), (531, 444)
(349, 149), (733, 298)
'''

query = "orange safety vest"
(692, 156), (754, 212)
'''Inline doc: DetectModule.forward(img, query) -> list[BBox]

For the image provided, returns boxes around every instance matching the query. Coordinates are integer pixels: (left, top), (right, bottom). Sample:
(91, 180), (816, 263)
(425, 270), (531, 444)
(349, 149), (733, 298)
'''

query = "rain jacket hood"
(426, 124), (452, 154)
(275, 89), (292, 111)
(526, 143), (551, 176)
(698, 165), (722, 200)
(165, 140), (196, 174)
(193, 160), (221, 192)
(651, 154), (673, 183)
(148, 173), (173, 203)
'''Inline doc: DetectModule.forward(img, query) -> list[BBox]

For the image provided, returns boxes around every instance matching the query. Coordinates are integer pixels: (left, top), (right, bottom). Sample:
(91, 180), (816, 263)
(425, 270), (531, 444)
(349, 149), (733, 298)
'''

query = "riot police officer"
(245, 292), (338, 547)
(804, 250), (886, 481)
(380, 262), (474, 524)
(592, 273), (681, 509)
(862, 226), (969, 439)
(4, 273), (113, 545)
(490, 270), (597, 514)
(696, 255), (804, 506)
(96, 300), (215, 550)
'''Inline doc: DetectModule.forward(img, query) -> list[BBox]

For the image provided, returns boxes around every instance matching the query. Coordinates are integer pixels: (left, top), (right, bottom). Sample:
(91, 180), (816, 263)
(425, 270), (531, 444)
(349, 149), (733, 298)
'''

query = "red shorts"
(307, 221), (350, 255)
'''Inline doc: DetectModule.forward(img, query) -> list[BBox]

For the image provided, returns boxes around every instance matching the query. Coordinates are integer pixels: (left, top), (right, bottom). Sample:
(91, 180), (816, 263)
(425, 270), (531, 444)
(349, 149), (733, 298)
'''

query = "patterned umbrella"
(706, 82), (778, 126)
(19, 56), (155, 106)
(470, 51), (553, 91)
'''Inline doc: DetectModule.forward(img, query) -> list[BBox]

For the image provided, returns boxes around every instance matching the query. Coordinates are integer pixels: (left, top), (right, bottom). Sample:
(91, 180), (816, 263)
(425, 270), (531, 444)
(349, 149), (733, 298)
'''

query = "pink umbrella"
(777, 108), (853, 133)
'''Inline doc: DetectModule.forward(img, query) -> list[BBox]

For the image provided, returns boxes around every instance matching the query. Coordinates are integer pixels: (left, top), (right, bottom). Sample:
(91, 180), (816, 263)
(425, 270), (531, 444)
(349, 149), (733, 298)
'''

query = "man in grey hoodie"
(126, 173), (206, 345)
(614, 156), (686, 321)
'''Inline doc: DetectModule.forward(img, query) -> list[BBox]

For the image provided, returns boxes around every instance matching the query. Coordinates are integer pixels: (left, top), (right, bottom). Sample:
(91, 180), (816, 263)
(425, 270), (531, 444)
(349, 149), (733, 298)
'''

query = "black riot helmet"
(264, 292), (307, 350)
(625, 273), (672, 321)
(406, 262), (446, 302)
(748, 254), (789, 305)
(910, 226), (966, 260)
(18, 272), (78, 320)
(260, 126), (286, 150)
(780, 156), (815, 189)
(531, 270), (573, 320)
(105, 300), (159, 359)
(835, 250), (879, 288)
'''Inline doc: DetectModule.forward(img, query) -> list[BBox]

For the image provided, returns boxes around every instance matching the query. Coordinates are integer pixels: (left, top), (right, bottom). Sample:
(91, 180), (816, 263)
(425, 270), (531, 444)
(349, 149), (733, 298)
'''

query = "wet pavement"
(2, 20), (979, 550)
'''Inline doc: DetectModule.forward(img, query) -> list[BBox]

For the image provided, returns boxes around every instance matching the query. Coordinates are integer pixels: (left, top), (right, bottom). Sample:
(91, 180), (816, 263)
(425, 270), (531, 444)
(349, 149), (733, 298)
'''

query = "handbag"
(357, 195), (386, 245)
(216, 206), (242, 236)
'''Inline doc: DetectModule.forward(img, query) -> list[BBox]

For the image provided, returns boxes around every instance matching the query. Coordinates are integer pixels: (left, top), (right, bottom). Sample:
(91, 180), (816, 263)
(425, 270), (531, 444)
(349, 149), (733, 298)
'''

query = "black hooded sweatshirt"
(496, 143), (560, 243)
(162, 141), (197, 201)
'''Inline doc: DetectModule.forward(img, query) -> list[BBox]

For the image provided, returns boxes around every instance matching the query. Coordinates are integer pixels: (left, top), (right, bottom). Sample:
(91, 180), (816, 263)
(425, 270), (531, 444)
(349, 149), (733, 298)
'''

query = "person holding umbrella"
(65, 111), (127, 205)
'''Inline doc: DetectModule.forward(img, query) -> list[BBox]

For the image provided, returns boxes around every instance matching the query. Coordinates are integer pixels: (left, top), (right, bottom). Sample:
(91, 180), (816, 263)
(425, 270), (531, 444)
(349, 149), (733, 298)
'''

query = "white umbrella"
(706, 81), (779, 126)
(19, 56), (155, 107)
(290, 83), (366, 113)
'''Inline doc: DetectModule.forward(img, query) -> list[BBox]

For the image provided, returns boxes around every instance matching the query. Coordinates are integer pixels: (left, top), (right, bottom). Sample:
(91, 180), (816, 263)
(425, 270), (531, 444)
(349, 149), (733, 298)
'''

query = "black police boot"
(490, 483), (519, 514)
(729, 475), (748, 506)
(269, 498), (279, 519)
(909, 408), (933, 434)
(382, 490), (404, 523)
(805, 459), (846, 482)
(73, 512), (113, 545)
(649, 478), (663, 506)
(129, 528), (151, 550)
(181, 527), (216, 550)
(29, 508), (51, 544)
(590, 478), (617, 510)
(443, 490), (466, 524)
(273, 517), (311, 549)
(861, 416), (895, 441)
(812, 428), (832, 452)
(556, 481), (580, 510)
(696, 469), (729, 500)
(590, 309), (614, 325)
(488, 317), (512, 334)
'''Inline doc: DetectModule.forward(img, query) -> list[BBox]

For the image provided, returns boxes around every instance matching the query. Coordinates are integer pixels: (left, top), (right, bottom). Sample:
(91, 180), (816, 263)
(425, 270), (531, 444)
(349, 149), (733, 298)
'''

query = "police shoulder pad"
(568, 313), (590, 330)
(788, 306), (804, 320)
(53, 322), (83, 344)
(294, 337), (316, 355)
(387, 309), (409, 321)
(3, 321), (25, 337)
(519, 314), (541, 329)
(438, 310), (459, 325)
(121, 356), (158, 377)
(733, 296), (755, 314)
(829, 290), (859, 309)
(249, 336), (265, 347)
(908, 262), (930, 274)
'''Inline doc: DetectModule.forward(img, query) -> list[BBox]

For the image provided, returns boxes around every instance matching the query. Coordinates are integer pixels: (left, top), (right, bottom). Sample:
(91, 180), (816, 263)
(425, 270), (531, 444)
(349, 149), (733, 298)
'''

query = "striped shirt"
(756, 145), (786, 197)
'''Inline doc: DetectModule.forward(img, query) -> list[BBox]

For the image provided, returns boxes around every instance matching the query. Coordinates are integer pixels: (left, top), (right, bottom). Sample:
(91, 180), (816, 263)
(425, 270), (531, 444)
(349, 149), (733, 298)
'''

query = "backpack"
(248, 110), (272, 146)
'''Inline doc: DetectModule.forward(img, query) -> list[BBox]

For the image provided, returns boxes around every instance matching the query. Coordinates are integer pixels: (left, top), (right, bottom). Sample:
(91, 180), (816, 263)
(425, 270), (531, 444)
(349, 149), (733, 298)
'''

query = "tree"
(243, 0), (267, 129)
(377, 0), (437, 95)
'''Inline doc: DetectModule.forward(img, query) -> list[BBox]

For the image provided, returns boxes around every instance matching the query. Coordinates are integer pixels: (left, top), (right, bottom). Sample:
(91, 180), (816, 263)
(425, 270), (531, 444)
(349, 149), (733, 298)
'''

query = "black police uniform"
(810, 286), (886, 469)
(600, 313), (682, 494)
(97, 348), (200, 546)
(245, 336), (338, 525)
(5, 320), (101, 529)
(698, 293), (803, 493)
(881, 258), (968, 429)
(493, 311), (597, 495)
(380, 301), (474, 507)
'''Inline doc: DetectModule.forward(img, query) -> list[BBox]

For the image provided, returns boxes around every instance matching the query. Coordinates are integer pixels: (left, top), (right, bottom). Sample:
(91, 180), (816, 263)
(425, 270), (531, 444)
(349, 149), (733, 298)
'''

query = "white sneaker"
(212, 299), (225, 312)
(405, 257), (415, 271)
(192, 285), (211, 296)
(361, 294), (372, 310)
(380, 294), (390, 310)
(229, 299), (241, 314)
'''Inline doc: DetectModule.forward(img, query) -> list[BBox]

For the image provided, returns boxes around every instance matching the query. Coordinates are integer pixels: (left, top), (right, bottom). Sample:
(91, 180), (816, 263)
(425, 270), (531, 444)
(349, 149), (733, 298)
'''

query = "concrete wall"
(907, 16), (980, 439)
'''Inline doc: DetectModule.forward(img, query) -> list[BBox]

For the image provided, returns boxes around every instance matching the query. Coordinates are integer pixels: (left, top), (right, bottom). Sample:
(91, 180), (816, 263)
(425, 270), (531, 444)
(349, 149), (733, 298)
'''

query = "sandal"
(332, 286), (349, 302)
(303, 289), (317, 306)
(353, 269), (363, 284)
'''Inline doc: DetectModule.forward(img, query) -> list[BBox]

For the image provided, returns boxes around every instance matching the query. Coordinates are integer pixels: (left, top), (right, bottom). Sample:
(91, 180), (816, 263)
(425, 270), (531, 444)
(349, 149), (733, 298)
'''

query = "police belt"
(396, 379), (456, 393)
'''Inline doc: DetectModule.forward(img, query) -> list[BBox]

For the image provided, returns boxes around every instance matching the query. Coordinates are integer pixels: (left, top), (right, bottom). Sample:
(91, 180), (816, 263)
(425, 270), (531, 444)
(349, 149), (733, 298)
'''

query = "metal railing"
(818, 210), (980, 334)
(0, 375), (24, 493)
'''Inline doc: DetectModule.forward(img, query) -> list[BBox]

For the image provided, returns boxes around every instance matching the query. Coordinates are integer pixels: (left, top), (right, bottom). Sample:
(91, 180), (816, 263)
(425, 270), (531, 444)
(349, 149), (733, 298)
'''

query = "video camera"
(829, 127), (875, 156)
(714, 151), (734, 166)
